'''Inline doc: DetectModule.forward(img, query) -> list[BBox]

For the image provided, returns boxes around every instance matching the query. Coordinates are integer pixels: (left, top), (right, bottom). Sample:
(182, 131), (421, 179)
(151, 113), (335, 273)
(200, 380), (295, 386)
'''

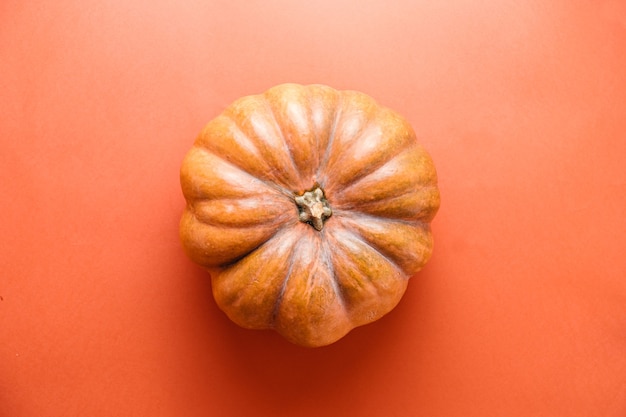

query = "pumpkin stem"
(294, 186), (332, 231)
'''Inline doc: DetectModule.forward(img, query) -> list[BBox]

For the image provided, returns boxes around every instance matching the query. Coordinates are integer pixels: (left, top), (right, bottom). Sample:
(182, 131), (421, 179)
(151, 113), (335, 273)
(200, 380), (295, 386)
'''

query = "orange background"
(2, 1), (626, 416)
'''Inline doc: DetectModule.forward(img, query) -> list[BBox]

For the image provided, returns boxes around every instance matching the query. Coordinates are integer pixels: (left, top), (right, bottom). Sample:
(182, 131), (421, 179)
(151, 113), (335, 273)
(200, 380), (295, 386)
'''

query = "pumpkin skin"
(180, 83), (440, 347)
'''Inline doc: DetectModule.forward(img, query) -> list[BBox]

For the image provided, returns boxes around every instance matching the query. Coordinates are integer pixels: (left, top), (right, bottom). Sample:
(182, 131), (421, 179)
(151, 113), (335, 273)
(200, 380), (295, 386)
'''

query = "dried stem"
(294, 186), (332, 231)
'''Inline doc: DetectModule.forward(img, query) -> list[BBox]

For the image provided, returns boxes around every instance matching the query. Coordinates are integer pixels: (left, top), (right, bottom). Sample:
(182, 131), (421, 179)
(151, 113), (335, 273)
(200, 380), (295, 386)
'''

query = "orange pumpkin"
(180, 84), (440, 347)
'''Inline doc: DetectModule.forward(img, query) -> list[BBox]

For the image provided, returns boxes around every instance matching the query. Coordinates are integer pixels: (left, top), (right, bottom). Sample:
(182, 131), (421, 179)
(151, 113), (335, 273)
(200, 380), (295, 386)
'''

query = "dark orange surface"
(2, 1), (626, 416)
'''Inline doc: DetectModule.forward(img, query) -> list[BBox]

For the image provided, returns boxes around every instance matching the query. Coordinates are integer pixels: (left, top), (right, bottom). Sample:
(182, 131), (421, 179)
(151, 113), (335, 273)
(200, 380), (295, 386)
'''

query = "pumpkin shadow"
(211, 285), (424, 414)
(217, 320), (397, 413)
(179, 261), (434, 414)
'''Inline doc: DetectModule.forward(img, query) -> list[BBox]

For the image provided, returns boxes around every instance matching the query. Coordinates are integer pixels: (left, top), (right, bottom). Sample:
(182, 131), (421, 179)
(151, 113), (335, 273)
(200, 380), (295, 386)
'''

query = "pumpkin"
(180, 83), (440, 347)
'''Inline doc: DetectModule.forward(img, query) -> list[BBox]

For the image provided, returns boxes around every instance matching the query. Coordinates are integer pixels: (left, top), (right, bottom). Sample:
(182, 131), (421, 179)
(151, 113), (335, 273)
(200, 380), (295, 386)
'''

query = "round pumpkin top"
(180, 83), (440, 347)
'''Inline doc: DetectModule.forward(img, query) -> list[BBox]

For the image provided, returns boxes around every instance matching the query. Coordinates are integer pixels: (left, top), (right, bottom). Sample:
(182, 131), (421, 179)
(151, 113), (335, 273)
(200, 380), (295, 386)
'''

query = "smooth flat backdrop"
(2, 1), (626, 416)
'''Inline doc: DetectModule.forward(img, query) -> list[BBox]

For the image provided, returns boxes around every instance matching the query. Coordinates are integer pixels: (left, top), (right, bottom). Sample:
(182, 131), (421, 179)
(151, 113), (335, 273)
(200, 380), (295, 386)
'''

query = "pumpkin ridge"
(219, 107), (301, 190)
(180, 209), (286, 268)
(200, 115), (264, 165)
(269, 236), (299, 328)
(310, 92), (321, 180)
(324, 226), (408, 328)
(180, 146), (284, 202)
(333, 184), (440, 222)
(196, 115), (272, 182)
(332, 208), (426, 228)
(220, 224), (294, 269)
(321, 235), (349, 316)
(214, 228), (301, 329)
(336, 212), (434, 276)
(325, 120), (415, 190)
(342, 146), (431, 191)
(272, 230), (351, 345)
(306, 85), (342, 180)
(193, 144), (295, 200)
(317, 96), (407, 192)
(329, 225), (407, 282)
(259, 94), (303, 188)
(315, 94), (342, 181)
(330, 145), (439, 215)
(190, 198), (294, 228)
